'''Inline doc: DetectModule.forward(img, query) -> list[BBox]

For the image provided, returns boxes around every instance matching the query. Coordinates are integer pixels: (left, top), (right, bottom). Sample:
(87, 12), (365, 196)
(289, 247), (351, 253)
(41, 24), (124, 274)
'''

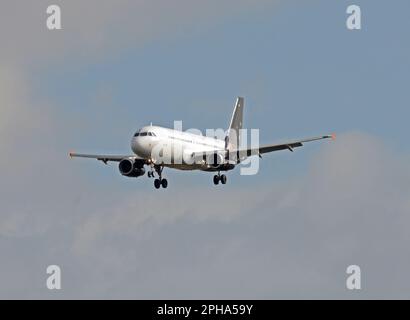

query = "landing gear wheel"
(220, 174), (227, 184)
(154, 179), (161, 189)
(213, 175), (220, 185)
(161, 179), (168, 188)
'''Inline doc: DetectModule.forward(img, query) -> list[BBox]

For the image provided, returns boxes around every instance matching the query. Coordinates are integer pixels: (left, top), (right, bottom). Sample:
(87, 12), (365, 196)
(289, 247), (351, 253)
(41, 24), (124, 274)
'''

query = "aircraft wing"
(69, 152), (144, 164)
(231, 134), (335, 162)
(190, 134), (335, 165)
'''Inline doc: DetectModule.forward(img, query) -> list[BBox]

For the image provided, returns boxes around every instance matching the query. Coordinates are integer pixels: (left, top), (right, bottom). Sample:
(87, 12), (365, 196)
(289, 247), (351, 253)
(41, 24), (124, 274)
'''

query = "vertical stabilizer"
(225, 97), (244, 151)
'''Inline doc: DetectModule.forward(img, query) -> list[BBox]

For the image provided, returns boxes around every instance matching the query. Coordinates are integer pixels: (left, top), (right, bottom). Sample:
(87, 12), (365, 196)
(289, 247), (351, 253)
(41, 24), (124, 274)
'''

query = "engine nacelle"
(206, 153), (225, 168)
(118, 159), (145, 177)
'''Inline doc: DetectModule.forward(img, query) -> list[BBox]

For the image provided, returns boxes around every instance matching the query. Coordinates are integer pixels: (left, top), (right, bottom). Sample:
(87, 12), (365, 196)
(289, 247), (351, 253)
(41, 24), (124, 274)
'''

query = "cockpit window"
(134, 131), (156, 137)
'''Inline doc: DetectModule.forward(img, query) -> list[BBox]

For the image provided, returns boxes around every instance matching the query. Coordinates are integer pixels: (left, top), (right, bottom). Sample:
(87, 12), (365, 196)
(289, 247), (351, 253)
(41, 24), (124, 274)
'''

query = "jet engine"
(118, 158), (145, 177)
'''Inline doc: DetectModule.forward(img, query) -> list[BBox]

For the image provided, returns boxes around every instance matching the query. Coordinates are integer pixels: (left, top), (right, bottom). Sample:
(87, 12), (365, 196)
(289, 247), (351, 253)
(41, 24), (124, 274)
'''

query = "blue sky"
(1, 0), (410, 298)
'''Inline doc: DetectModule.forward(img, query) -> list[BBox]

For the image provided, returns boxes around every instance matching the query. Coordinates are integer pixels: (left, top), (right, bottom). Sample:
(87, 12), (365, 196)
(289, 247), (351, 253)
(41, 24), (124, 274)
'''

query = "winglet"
(324, 134), (336, 141)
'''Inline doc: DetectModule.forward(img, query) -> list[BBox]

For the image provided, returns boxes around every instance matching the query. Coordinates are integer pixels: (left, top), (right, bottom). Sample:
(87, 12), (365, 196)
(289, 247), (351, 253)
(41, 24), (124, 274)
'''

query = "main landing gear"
(213, 172), (227, 185)
(148, 165), (168, 189)
(154, 178), (167, 189)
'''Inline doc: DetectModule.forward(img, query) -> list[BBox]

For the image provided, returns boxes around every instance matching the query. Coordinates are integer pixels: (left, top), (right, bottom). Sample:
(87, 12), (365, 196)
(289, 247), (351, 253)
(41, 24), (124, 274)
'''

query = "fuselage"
(131, 125), (226, 170)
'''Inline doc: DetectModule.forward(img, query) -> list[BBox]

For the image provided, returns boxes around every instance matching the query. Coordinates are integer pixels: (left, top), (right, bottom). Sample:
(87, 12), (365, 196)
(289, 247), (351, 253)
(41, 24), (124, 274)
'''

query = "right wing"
(69, 152), (143, 164)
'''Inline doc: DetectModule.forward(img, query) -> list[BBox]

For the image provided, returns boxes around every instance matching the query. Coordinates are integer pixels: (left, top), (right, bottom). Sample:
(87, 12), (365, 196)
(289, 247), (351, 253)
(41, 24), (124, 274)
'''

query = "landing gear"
(153, 165), (168, 189)
(213, 173), (227, 185)
(161, 179), (168, 188)
(154, 177), (168, 189)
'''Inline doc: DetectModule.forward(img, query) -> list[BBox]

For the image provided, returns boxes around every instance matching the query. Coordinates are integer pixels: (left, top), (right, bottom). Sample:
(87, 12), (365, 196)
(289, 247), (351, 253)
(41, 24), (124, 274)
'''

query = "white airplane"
(70, 97), (334, 189)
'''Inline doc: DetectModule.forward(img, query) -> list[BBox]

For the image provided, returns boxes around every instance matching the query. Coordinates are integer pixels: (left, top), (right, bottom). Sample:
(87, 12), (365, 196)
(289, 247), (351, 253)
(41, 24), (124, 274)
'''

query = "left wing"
(231, 134), (335, 162)
(190, 134), (335, 164)
(69, 152), (143, 164)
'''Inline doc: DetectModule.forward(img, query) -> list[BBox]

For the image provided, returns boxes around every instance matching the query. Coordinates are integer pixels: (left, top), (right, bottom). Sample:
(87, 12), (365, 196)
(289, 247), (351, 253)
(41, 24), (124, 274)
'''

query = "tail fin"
(225, 97), (244, 151)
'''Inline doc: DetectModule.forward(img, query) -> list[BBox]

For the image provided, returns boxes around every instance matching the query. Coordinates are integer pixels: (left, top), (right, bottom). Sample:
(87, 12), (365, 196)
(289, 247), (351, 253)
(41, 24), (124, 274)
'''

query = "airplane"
(70, 97), (334, 189)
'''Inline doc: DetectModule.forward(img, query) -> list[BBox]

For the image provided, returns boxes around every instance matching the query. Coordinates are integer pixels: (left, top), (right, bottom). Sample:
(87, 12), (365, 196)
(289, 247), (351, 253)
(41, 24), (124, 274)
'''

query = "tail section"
(225, 97), (244, 151)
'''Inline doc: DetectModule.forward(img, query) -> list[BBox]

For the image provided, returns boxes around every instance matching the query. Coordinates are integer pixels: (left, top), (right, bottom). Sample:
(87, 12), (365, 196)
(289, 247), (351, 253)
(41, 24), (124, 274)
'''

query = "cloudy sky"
(1, 0), (409, 299)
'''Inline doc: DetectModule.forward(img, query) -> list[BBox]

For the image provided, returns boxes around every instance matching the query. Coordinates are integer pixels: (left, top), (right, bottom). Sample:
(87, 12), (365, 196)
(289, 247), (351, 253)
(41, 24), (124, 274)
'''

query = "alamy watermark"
(46, 265), (61, 290)
(346, 5), (362, 30)
(346, 265), (361, 290)
(148, 121), (261, 175)
(46, 4), (362, 32)
(46, 5), (62, 30)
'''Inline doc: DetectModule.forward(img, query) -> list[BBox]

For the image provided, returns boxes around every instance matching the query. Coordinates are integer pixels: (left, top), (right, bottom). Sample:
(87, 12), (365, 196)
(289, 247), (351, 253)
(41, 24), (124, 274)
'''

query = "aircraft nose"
(131, 137), (139, 154)
(131, 136), (150, 157)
